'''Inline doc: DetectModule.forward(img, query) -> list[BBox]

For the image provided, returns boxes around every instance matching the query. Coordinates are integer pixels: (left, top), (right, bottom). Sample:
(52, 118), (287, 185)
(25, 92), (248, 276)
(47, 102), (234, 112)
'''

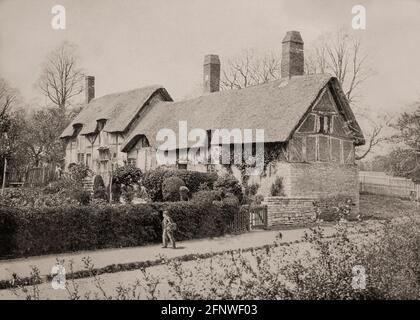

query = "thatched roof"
(60, 85), (172, 138)
(121, 74), (365, 152)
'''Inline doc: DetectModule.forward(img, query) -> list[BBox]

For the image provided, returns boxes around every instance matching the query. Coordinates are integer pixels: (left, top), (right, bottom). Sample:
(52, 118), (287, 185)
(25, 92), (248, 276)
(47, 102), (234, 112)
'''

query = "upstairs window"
(317, 115), (333, 134)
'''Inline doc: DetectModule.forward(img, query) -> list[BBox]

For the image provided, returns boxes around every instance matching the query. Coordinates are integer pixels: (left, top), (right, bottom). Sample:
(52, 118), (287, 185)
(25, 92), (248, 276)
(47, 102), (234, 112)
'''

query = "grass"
(360, 193), (419, 220)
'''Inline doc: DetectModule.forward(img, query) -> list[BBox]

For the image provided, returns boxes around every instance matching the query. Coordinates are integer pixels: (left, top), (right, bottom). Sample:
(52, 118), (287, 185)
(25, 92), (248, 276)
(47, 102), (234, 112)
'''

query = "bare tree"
(354, 113), (392, 160)
(306, 29), (384, 160)
(0, 78), (17, 117)
(306, 29), (372, 104)
(38, 42), (84, 112)
(221, 49), (281, 90)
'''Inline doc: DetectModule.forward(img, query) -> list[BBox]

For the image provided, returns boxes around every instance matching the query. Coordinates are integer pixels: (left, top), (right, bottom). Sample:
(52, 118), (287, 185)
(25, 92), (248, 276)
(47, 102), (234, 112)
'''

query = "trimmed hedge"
(0, 200), (237, 259)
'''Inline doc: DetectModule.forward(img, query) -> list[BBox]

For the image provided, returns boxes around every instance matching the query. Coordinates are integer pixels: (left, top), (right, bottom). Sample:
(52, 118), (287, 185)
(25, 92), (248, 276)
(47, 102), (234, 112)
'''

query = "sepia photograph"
(0, 0), (419, 310)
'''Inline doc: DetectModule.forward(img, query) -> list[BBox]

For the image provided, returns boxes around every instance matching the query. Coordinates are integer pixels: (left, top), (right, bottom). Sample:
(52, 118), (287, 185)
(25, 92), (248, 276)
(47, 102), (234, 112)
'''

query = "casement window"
(127, 158), (136, 166)
(86, 153), (92, 167)
(316, 115), (333, 134)
(77, 153), (85, 164)
(177, 163), (188, 170)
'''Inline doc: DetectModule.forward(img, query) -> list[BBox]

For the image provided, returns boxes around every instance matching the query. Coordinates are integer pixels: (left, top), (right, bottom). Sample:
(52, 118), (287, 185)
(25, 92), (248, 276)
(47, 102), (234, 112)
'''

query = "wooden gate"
(249, 205), (268, 229)
(230, 207), (250, 234)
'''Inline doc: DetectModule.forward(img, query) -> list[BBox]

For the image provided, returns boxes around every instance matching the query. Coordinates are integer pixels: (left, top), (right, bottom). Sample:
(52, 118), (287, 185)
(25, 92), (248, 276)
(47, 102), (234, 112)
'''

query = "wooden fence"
(24, 165), (61, 187)
(359, 171), (420, 200)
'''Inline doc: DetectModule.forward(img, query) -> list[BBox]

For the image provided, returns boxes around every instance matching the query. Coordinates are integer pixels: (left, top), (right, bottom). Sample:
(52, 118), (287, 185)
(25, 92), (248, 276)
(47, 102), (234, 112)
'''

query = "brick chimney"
(203, 54), (220, 93)
(281, 31), (304, 78)
(85, 76), (95, 104)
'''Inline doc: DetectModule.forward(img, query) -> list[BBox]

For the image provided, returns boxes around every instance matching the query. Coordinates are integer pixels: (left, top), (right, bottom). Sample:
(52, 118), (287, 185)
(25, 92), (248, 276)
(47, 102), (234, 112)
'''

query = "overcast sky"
(1, 0), (420, 117)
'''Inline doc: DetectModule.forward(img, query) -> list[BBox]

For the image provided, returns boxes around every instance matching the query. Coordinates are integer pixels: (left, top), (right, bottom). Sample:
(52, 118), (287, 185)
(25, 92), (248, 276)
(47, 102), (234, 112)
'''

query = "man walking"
(162, 210), (176, 249)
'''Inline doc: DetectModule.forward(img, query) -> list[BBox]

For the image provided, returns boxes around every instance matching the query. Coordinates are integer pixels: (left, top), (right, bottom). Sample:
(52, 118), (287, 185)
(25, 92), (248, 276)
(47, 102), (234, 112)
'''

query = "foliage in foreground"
(9, 216), (420, 300)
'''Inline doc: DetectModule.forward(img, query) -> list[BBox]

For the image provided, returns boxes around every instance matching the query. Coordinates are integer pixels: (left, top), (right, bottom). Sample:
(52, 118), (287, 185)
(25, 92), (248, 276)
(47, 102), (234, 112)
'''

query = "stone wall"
(288, 162), (359, 214)
(263, 197), (316, 228)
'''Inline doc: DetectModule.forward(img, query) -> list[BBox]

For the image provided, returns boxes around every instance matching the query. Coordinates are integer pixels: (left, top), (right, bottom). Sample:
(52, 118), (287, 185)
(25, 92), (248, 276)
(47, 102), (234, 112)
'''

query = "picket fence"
(359, 171), (420, 200)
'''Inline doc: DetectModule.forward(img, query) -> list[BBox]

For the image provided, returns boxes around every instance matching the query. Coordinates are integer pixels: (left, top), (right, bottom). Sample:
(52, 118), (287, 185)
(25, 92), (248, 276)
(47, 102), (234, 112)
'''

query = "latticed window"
(77, 153), (85, 164)
(316, 115), (333, 134)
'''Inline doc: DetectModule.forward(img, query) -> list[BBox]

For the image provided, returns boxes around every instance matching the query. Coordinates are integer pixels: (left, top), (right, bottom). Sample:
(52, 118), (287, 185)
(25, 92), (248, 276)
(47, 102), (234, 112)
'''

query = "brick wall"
(288, 162), (359, 214)
(263, 197), (316, 228)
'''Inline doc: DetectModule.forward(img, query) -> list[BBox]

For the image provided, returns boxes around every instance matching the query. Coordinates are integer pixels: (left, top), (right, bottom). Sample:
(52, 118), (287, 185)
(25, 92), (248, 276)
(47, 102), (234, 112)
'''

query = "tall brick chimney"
(203, 54), (220, 93)
(85, 76), (95, 104)
(281, 31), (304, 78)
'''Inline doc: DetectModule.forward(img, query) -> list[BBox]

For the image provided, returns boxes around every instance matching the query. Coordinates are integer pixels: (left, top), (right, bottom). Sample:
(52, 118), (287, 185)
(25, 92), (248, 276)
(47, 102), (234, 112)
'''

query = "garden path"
(0, 227), (328, 281)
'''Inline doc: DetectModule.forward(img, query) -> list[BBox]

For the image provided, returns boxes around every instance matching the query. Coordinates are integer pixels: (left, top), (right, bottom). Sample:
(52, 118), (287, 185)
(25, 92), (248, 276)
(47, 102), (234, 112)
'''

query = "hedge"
(0, 200), (238, 259)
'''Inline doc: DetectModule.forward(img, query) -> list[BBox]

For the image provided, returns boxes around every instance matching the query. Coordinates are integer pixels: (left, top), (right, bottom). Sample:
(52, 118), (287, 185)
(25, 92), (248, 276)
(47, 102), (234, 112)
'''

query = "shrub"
(142, 167), (168, 202)
(109, 183), (122, 204)
(71, 189), (92, 206)
(313, 196), (356, 222)
(93, 175), (108, 201)
(179, 186), (190, 201)
(112, 165), (143, 204)
(69, 163), (92, 183)
(191, 190), (224, 205)
(214, 174), (243, 202)
(143, 167), (217, 202)
(0, 200), (238, 259)
(164, 170), (217, 194)
(0, 187), (78, 208)
(112, 164), (142, 186)
(270, 176), (285, 196)
(160, 218), (420, 300)
(162, 176), (186, 202)
(243, 183), (260, 204)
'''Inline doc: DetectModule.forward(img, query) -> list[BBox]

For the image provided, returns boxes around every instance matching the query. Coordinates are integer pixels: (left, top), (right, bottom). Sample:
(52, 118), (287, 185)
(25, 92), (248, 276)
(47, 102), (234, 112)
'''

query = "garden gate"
(249, 205), (268, 230)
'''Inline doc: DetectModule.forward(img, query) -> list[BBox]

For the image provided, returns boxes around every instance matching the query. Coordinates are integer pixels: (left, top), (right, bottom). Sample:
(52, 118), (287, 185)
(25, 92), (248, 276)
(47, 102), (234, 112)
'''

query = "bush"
(112, 165), (143, 204)
(162, 176), (186, 202)
(69, 163), (92, 183)
(93, 175), (108, 201)
(179, 186), (190, 201)
(113, 164), (142, 186)
(214, 174), (243, 203)
(270, 177), (285, 196)
(0, 200), (238, 259)
(143, 167), (217, 202)
(161, 217), (420, 299)
(164, 169), (218, 194)
(0, 187), (78, 208)
(313, 196), (356, 222)
(192, 190), (223, 204)
(142, 167), (167, 202)
(71, 189), (92, 206)
(243, 183), (260, 204)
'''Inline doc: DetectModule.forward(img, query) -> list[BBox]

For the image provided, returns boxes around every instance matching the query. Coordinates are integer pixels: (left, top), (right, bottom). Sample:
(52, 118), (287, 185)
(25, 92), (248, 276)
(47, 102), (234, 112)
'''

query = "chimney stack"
(85, 76), (95, 104)
(203, 54), (220, 93)
(281, 31), (304, 78)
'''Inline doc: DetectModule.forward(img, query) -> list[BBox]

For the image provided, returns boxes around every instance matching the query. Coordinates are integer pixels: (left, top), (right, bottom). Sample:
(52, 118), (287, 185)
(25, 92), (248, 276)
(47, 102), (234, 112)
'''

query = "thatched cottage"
(60, 31), (365, 222)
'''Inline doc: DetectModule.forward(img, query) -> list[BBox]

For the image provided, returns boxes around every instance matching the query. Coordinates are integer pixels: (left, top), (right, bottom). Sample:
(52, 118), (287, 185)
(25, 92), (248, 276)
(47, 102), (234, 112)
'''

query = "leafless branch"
(37, 42), (84, 111)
